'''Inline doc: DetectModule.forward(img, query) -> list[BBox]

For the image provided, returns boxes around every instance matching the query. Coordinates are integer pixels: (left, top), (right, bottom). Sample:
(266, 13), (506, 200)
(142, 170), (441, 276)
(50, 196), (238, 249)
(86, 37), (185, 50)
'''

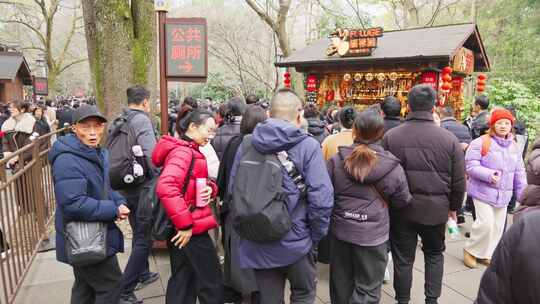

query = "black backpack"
(137, 149), (195, 241)
(232, 135), (306, 243)
(106, 111), (147, 190)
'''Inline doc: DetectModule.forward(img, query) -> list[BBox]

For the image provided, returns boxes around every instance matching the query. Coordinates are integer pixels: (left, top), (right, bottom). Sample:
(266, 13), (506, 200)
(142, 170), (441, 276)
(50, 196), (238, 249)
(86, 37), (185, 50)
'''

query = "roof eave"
(275, 55), (452, 68)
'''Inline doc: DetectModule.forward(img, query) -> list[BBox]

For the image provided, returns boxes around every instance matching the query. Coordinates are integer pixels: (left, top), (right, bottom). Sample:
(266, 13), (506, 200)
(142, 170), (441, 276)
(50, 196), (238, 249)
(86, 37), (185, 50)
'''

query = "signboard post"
(157, 13), (208, 135)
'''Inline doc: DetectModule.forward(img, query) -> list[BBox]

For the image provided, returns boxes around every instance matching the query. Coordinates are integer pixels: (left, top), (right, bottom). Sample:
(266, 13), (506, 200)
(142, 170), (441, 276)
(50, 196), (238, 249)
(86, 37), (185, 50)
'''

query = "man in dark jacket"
(382, 85), (466, 304)
(229, 88), (334, 304)
(382, 96), (402, 133)
(476, 211), (540, 304)
(212, 97), (246, 159)
(49, 105), (130, 304)
(470, 95), (490, 139)
(304, 103), (329, 143)
(440, 106), (472, 149)
(56, 100), (74, 135)
(113, 86), (159, 304)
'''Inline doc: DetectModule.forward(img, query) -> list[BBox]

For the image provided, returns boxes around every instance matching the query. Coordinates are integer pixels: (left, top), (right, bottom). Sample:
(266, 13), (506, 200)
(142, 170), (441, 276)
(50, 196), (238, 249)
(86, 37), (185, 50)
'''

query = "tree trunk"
(81, 0), (157, 119)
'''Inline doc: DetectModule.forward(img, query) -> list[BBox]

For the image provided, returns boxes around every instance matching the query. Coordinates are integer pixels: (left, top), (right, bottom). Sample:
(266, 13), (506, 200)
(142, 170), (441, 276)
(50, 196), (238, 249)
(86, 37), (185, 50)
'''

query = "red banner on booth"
(421, 71), (438, 91)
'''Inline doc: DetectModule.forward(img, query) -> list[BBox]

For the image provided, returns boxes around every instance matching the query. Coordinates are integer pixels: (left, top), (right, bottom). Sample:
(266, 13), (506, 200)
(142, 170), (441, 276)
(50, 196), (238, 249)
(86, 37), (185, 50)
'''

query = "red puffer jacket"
(152, 135), (218, 235)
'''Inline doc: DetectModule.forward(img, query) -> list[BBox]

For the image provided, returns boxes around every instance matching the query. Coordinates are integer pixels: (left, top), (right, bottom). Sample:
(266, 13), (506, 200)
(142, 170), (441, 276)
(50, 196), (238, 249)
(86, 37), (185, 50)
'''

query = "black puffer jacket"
(382, 111), (466, 225)
(327, 143), (412, 247)
(476, 210), (540, 304)
(307, 118), (329, 143)
(441, 117), (472, 144)
(471, 110), (489, 139)
(212, 117), (241, 160)
(383, 117), (402, 133)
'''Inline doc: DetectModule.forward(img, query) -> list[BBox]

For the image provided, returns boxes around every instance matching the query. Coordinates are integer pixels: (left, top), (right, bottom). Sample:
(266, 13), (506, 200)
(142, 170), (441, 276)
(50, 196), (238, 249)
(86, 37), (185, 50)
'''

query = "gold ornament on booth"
(365, 73), (374, 81)
(354, 73), (363, 82)
(343, 73), (352, 81)
(377, 73), (386, 82)
(389, 72), (398, 81)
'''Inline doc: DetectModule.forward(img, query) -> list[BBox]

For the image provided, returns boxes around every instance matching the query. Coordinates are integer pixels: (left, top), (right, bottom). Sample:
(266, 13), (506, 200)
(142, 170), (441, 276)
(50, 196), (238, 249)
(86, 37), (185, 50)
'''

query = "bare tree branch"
(58, 58), (87, 74)
(245, 0), (278, 32)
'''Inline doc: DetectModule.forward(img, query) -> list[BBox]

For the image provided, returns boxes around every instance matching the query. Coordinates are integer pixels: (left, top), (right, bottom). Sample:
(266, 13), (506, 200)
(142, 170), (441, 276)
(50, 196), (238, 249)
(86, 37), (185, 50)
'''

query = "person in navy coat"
(49, 104), (131, 304)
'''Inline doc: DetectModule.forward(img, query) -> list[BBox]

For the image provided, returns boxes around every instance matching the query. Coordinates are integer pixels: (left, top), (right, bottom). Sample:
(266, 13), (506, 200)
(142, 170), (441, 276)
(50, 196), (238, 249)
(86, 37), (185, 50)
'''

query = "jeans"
(120, 193), (152, 294)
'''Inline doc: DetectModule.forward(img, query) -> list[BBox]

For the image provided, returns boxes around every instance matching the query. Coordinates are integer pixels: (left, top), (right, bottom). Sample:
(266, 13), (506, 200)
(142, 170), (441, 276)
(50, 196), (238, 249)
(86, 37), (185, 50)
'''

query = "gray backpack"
(232, 135), (306, 243)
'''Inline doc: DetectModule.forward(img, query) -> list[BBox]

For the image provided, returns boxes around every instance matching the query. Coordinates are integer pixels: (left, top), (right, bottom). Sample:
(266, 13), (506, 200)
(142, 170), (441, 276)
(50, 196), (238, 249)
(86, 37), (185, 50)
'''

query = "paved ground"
(14, 217), (490, 304)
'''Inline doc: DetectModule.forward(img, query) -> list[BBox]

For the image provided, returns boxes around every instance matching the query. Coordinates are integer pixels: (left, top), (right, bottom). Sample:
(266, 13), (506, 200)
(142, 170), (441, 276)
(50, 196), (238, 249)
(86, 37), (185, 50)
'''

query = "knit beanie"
(407, 84), (436, 112)
(489, 108), (515, 126)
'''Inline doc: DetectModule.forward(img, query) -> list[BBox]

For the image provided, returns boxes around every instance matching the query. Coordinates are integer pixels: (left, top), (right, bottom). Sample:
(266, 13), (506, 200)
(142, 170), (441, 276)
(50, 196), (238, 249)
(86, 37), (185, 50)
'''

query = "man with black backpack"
(107, 86), (158, 304)
(229, 88), (334, 304)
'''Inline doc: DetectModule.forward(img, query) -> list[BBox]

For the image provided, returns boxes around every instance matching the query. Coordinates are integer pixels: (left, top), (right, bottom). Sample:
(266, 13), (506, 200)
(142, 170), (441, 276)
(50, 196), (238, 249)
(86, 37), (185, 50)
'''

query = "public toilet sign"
(165, 18), (207, 81)
(327, 27), (384, 57)
(33, 77), (48, 96)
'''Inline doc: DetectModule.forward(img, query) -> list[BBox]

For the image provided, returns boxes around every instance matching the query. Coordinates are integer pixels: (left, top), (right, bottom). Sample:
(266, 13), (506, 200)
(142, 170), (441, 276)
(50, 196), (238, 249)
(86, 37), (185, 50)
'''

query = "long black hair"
(175, 105), (214, 136)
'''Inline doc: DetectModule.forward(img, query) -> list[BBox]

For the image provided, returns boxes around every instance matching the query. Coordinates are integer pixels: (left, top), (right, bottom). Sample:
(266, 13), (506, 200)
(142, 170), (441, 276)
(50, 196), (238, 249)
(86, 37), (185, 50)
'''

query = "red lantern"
(283, 71), (291, 88)
(442, 66), (453, 74)
(441, 82), (452, 91)
(477, 84), (485, 92)
(477, 79), (486, 86)
(442, 74), (452, 83)
(478, 74), (487, 80)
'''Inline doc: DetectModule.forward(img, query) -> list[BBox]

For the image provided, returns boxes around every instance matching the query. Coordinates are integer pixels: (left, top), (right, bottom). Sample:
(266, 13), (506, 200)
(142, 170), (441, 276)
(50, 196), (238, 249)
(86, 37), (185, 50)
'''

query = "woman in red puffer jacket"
(152, 105), (223, 304)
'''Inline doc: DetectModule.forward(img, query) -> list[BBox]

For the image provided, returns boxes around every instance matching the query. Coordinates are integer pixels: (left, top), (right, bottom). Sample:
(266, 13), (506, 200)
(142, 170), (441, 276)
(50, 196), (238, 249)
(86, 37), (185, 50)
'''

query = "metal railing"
(0, 128), (67, 304)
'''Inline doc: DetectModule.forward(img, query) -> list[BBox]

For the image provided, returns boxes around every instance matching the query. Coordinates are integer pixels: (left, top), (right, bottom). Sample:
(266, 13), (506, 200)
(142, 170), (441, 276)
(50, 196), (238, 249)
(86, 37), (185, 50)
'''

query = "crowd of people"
(27, 82), (537, 304)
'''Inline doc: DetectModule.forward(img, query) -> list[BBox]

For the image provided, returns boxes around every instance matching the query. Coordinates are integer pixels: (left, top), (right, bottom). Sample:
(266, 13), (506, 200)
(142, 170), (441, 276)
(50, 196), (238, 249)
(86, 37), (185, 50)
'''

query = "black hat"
(72, 104), (107, 124)
(408, 84), (436, 112)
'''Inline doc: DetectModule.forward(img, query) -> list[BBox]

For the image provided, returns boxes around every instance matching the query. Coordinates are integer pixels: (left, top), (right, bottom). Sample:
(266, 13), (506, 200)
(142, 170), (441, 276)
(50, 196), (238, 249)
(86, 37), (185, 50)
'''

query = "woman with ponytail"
(152, 105), (223, 304)
(327, 111), (412, 304)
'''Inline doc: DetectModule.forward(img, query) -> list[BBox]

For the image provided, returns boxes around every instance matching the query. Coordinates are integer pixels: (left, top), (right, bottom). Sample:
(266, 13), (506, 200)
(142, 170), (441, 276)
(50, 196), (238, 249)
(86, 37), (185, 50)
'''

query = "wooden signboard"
(453, 47), (474, 75)
(33, 77), (48, 96)
(165, 18), (207, 82)
(327, 27), (384, 57)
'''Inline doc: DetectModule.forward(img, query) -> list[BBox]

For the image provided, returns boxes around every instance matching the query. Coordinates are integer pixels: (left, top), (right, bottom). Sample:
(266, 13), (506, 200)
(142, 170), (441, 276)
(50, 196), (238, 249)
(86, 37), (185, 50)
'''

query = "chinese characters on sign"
(166, 18), (207, 80)
(33, 77), (48, 96)
(453, 47), (475, 75)
(421, 71), (438, 91)
(326, 27), (384, 57)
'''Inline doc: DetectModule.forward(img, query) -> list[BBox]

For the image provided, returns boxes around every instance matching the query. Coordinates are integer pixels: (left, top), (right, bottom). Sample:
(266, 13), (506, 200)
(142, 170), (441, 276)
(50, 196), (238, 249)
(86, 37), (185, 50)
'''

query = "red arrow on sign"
(177, 61), (193, 73)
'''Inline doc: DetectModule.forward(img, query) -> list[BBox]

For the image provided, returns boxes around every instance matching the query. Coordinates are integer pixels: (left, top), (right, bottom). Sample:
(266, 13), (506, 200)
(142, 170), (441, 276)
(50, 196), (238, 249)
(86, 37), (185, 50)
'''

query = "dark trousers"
(390, 217), (445, 304)
(121, 194), (152, 294)
(166, 232), (223, 304)
(71, 255), (123, 304)
(465, 195), (477, 220)
(254, 251), (317, 304)
(329, 234), (388, 304)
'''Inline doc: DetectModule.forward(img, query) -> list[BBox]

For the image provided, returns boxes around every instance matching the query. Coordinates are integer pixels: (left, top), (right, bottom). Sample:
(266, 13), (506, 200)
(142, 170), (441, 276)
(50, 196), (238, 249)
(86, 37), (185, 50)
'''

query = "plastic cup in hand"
(195, 178), (208, 208)
(447, 218), (459, 240)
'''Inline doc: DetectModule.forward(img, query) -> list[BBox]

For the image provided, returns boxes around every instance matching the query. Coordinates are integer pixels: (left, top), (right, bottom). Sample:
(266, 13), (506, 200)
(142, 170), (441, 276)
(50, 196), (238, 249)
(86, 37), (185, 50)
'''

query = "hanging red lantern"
(442, 74), (452, 83)
(283, 71), (291, 88)
(442, 66), (453, 74)
(478, 74), (487, 81)
(441, 82), (452, 91)
(477, 79), (486, 86)
(477, 84), (485, 92)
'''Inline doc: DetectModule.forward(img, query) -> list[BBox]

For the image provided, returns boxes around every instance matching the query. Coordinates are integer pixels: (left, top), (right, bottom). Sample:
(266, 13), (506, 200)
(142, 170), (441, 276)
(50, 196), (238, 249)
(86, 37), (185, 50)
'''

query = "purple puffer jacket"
(465, 135), (526, 208)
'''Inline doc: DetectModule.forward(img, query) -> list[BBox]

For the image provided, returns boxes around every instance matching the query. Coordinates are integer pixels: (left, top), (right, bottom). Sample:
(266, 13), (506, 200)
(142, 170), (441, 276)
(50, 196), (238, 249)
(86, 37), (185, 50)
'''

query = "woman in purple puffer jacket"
(463, 108), (526, 268)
